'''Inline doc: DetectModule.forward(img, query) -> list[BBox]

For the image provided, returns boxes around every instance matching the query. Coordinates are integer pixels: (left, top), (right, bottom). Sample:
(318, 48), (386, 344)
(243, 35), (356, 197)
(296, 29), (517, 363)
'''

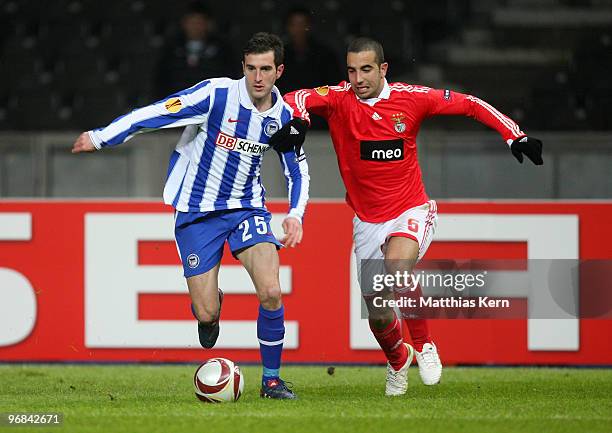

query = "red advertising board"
(0, 200), (611, 365)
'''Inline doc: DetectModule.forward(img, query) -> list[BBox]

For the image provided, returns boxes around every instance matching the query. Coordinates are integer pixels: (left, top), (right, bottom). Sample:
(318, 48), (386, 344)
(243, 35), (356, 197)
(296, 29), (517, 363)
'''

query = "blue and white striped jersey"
(88, 77), (309, 221)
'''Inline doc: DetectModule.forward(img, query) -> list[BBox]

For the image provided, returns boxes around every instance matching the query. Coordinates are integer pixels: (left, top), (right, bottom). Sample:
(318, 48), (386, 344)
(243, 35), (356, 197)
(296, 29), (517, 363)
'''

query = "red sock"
(401, 283), (432, 352)
(405, 319), (431, 352)
(369, 316), (408, 371)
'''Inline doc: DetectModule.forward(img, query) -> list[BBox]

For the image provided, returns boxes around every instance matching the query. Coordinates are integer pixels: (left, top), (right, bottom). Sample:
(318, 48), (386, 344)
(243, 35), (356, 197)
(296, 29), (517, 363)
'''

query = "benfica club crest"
(391, 113), (406, 133)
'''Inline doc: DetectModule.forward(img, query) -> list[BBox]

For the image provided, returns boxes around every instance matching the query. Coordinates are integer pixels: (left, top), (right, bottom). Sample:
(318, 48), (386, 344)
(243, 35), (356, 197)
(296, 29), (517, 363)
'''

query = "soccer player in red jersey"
(269, 37), (543, 396)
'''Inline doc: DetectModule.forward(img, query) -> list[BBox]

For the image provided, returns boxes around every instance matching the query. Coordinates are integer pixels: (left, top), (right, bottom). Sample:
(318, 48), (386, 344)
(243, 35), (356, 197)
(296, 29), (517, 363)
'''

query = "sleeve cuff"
(88, 130), (103, 150)
(507, 134), (527, 147)
(286, 209), (303, 224)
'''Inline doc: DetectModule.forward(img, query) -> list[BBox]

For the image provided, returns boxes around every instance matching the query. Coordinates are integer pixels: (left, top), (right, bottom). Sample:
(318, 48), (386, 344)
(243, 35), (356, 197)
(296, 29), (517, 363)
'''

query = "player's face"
(347, 51), (388, 99)
(242, 51), (284, 104)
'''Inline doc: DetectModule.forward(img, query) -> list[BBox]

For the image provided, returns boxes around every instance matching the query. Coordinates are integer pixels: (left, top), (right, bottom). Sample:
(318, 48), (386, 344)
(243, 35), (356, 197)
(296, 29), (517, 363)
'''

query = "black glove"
(268, 118), (308, 157)
(511, 136), (543, 165)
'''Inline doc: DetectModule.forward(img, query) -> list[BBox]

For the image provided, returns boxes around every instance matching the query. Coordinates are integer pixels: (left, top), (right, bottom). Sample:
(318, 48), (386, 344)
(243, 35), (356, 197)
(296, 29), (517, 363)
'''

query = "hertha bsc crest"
(187, 253), (200, 269)
(264, 120), (280, 137)
(391, 113), (406, 133)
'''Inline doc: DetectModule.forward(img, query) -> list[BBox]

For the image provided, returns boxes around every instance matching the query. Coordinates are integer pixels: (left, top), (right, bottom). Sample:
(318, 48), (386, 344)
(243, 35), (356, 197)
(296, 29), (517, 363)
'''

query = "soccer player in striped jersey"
(71, 33), (308, 400)
(275, 37), (543, 396)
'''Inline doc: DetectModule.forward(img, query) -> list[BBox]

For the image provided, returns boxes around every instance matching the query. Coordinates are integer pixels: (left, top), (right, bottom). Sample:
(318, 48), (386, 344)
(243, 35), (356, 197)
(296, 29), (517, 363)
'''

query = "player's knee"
(385, 253), (416, 269)
(365, 298), (395, 324)
(385, 239), (419, 264)
(257, 285), (282, 310)
(368, 315), (394, 331)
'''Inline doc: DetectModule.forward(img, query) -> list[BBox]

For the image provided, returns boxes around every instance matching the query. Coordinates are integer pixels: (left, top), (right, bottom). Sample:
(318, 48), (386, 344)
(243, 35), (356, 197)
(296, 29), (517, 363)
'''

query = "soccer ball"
(194, 358), (244, 403)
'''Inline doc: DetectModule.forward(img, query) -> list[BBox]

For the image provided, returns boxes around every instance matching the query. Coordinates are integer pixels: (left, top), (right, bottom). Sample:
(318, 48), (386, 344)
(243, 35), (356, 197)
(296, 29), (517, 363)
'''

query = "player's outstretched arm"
(71, 132), (96, 153)
(80, 80), (214, 151)
(423, 88), (544, 165)
(275, 84), (342, 155)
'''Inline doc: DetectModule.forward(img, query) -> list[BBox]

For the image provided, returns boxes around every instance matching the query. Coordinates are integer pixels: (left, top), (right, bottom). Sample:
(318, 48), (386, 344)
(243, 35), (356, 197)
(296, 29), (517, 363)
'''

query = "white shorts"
(353, 200), (438, 295)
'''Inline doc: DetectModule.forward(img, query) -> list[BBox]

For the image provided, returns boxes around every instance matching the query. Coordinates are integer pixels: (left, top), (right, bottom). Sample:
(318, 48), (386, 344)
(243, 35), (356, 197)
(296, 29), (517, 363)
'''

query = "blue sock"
(257, 304), (285, 385)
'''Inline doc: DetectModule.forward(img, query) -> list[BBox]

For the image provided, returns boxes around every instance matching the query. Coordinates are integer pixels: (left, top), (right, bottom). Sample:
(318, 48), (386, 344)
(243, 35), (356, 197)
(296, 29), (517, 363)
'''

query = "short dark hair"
(347, 37), (385, 65)
(243, 32), (284, 68)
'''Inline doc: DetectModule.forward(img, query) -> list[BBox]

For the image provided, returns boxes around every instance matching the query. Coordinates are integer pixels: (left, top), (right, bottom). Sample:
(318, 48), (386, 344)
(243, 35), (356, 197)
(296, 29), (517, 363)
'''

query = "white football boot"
(385, 343), (414, 396)
(415, 342), (442, 385)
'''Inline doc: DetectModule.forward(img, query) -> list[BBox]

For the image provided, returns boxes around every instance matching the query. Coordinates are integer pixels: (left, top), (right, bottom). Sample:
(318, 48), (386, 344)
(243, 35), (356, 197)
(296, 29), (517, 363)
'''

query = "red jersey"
(284, 81), (525, 223)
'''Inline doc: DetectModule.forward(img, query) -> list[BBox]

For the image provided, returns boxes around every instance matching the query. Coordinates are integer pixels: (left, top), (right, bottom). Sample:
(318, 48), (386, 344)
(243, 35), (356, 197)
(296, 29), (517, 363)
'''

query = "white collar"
(357, 79), (390, 106)
(238, 76), (281, 115)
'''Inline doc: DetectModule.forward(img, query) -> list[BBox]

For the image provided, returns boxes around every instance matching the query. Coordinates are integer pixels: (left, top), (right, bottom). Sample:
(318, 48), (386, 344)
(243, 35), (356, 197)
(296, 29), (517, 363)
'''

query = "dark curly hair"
(243, 32), (284, 68)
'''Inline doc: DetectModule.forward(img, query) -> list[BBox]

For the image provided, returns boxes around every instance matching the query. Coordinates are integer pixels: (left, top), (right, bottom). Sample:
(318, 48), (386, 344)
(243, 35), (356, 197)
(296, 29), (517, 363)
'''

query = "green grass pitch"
(1, 364), (611, 433)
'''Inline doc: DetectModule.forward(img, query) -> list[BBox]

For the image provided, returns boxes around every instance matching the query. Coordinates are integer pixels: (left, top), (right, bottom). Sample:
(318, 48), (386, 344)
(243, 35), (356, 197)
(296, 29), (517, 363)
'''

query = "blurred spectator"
(279, 6), (342, 91)
(155, 2), (234, 98)
(278, 6), (342, 121)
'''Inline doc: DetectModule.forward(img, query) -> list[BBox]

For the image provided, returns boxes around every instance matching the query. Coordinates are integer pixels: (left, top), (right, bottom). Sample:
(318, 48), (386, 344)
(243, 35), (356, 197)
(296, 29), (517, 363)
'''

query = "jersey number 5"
(239, 216), (268, 242)
(407, 218), (419, 233)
